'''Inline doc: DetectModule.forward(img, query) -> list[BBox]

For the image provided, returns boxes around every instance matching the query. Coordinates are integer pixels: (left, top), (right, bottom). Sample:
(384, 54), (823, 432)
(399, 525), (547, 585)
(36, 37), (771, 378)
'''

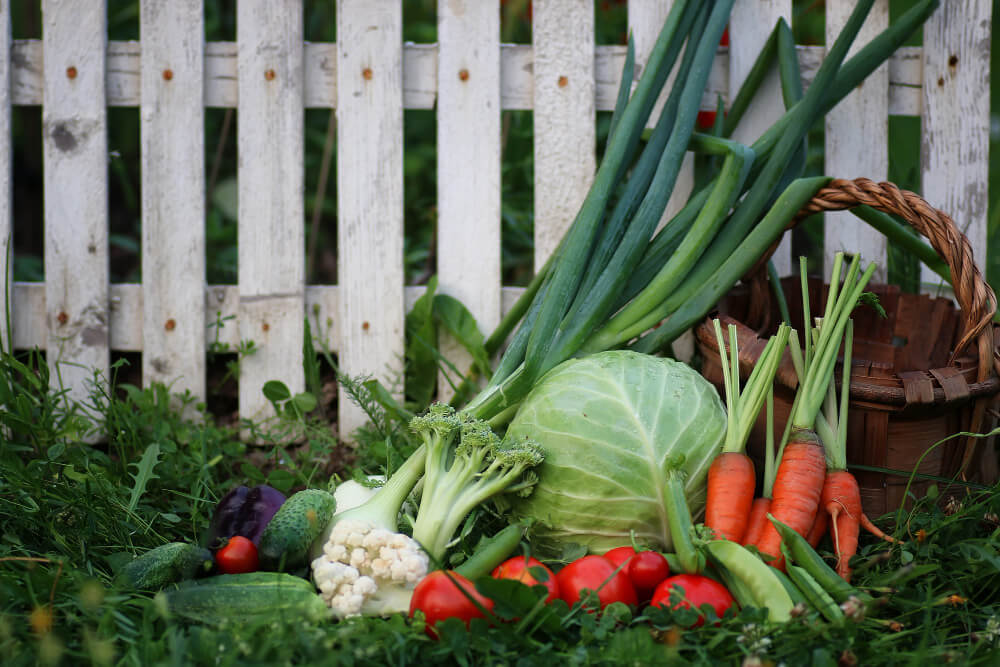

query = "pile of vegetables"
(101, 0), (956, 651)
(118, 252), (914, 643)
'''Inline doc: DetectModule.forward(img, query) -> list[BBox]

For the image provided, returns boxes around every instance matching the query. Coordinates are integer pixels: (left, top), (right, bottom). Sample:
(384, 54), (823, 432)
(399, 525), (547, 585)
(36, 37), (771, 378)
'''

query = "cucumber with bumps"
(164, 572), (329, 625)
(258, 488), (336, 570)
(118, 542), (214, 591)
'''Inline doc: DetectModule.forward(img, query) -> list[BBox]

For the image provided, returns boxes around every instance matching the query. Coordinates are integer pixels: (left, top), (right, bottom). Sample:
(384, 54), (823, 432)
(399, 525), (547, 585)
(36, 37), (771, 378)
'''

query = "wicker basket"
(696, 178), (1000, 517)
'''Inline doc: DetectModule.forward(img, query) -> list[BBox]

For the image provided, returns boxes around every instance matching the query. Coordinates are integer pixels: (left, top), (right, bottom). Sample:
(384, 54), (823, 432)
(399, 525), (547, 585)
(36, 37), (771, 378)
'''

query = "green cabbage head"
(505, 350), (725, 554)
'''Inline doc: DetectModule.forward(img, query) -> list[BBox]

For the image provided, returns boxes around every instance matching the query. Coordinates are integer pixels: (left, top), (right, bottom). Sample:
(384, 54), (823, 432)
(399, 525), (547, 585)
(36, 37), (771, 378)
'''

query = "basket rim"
(743, 178), (999, 384)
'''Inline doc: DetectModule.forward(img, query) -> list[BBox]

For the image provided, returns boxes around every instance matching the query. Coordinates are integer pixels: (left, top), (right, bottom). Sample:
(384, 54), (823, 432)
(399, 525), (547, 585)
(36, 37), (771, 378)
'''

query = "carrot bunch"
(704, 320), (790, 543)
(746, 253), (877, 571)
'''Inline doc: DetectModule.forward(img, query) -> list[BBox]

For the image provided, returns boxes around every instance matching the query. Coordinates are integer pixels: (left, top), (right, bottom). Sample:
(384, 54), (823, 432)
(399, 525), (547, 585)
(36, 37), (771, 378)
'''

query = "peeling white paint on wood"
(0, 2), (10, 351)
(336, 0), (405, 438)
(9, 39), (929, 115)
(920, 0), (991, 288)
(42, 0), (110, 404)
(532, 0), (595, 272)
(825, 0), (888, 282)
(140, 0), (206, 401)
(238, 0), (305, 424)
(436, 0), (501, 399)
(730, 0), (792, 276)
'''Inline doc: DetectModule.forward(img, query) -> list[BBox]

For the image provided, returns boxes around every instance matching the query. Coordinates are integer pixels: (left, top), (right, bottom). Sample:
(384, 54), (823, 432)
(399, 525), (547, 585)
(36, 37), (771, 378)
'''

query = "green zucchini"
(258, 488), (336, 570)
(164, 572), (329, 625)
(118, 542), (214, 591)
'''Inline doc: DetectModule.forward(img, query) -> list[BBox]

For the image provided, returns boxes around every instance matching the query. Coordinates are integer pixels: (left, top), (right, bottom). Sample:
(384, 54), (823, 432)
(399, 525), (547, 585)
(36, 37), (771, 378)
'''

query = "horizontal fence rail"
(10, 40), (928, 113)
(0, 0), (990, 440)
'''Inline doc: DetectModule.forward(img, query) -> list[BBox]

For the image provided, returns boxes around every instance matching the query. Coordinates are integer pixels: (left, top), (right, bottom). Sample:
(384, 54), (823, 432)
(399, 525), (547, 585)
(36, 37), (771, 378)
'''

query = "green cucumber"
(118, 542), (214, 591)
(258, 488), (336, 570)
(164, 572), (329, 625)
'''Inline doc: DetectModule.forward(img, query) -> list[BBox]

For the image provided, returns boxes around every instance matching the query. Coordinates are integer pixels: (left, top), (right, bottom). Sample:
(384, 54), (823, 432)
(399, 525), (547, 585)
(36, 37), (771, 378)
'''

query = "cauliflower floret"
(311, 518), (429, 618)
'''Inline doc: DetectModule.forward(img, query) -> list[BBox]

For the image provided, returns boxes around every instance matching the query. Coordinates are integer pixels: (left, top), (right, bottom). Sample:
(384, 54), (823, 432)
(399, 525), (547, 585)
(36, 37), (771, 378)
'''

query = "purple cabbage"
(209, 485), (287, 546)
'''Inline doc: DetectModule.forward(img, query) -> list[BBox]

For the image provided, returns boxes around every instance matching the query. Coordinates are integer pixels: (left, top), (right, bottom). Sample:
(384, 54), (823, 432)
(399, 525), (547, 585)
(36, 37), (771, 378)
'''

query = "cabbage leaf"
(505, 351), (725, 553)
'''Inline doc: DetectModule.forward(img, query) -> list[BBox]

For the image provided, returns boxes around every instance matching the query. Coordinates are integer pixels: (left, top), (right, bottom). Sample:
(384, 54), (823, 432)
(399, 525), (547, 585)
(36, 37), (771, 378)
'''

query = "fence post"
(140, 0), (206, 404)
(336, 0), (405, 439)
(435, 0), (502, 401)
(42, 0), (110, 406)
(824, 0), (889, 281)
(237, 0), (306, 426)
(920, 0), (991, 289)
(532, 0), (595, 271)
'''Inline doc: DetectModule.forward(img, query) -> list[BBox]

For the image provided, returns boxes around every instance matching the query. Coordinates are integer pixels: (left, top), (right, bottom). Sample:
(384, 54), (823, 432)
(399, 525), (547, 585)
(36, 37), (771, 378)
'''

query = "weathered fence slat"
(920, 0), (991, 288)
(729, 0), (793, 276)
(0, 2), (10, 352)
(435, 0), (502, 399)
(824, 0), (889, 282)
(42, 0), (110, 404)
(336, 0), (405, 438)
(532, 0), (595, 271)
(140, 0), (206, 401)
(237, 0), (305, 423)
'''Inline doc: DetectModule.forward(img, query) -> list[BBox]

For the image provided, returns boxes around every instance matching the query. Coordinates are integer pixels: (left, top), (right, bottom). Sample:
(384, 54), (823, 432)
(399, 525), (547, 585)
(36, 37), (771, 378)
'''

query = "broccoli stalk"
(410, 411), (544, 562)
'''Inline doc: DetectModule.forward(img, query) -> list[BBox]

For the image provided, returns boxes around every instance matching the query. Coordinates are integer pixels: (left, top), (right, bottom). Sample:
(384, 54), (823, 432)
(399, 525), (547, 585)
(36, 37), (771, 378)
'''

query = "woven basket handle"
(793, 178), (998, 383)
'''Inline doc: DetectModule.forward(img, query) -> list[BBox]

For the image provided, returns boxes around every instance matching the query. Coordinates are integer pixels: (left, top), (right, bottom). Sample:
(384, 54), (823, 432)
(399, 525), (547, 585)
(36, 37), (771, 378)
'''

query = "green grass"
(3, 348), (1000, 666)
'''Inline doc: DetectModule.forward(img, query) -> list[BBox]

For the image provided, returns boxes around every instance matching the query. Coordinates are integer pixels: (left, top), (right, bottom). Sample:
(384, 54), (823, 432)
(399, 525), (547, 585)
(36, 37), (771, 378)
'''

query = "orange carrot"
(753, 429), (827, 569)
(821, 469), (862, 580)
(704, 321), (790, 544)
(806, 505), (829, 548)
(743, 390), (778, 548)
(821, 469), (898, 581)
(741, 497), (772, 547)
(816, 318), (898, 581)
(705, 452), (756, 542)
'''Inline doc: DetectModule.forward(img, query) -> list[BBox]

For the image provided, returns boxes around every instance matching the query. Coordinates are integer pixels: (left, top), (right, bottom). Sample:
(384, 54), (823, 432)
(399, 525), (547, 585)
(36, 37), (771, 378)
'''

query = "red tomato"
(409, 571), (494, 638)
(602, 546), (670, 602)
(720, 27), (730, 48)
(628, 550), (671, 600)
(492, 556), (559, 603)
(651, 574), (735, 627)
(215, 535), (258, 574)
(602, 545), (636, 571)
(556, 555), (637, 611)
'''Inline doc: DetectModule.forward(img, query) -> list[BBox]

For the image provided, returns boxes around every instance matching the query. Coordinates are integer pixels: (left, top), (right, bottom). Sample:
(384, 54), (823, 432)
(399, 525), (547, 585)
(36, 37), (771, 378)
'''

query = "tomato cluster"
(411, 544), (735, 637)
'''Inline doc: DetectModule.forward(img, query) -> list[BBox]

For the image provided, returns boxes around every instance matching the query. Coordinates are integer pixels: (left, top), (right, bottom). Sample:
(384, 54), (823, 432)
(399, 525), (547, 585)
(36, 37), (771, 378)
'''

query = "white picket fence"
(0, 1), (991, 439)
